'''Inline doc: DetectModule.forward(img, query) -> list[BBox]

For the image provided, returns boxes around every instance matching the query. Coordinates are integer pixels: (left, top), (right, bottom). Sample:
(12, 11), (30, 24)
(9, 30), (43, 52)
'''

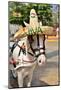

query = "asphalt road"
(8, 40), (60, 88)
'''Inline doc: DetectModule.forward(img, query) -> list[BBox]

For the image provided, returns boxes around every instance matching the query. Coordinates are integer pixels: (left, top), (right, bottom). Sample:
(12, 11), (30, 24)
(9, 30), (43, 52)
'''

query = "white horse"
(10, 34), (46, 87)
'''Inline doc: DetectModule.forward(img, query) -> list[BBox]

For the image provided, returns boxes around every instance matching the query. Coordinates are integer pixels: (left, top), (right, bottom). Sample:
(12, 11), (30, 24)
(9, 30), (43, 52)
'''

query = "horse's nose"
(39, 60), (45, 64)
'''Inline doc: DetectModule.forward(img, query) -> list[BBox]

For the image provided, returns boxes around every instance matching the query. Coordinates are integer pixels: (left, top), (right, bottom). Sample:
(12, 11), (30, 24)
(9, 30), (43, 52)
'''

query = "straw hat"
(13, 9), (56, 39)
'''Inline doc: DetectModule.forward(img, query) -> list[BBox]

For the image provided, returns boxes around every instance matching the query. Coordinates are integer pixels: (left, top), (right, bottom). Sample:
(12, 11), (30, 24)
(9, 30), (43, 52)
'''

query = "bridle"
(11, 34), (45, 65)
(28, 35), (45, 59)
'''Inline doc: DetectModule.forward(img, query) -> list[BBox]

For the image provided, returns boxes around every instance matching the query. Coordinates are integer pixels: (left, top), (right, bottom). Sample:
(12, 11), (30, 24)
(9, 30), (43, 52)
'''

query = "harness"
(28, 35), (45, 58)
(10, 35), (45, 66)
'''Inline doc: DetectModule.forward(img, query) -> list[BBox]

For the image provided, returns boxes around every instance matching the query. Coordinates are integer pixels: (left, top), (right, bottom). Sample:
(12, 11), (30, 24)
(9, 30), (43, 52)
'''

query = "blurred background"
(8, 2), (60, 40)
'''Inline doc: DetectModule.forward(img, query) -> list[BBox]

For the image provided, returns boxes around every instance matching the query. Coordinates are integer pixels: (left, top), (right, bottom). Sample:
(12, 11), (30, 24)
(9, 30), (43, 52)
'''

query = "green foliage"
(9, 2), (53, 26)
(27, 27), (43, 35)
(52, 11), (59, 27)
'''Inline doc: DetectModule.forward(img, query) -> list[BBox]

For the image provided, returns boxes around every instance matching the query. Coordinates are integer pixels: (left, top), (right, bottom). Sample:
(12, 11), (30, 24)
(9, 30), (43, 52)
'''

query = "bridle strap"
(22, 59), (36, 63)
(33, 47), (45, 51)
(35, 52), (45, 58)
(17, 44), (26, 56)
(29, 42), (35, 54)
(37, 34), (39, 46)
(28, 35), (35, 54)
(43, 35), (45, 50)
(28, 51), (34, 56)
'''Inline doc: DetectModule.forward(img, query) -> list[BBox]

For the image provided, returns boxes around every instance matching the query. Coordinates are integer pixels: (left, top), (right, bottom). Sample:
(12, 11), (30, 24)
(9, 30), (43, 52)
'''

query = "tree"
(52, 5), (60, 27)
(9, 2), (53, 26)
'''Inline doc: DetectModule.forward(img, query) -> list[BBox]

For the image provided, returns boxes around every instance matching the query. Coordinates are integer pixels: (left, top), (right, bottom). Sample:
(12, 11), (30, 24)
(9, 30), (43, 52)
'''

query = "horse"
(9, 34), (46, 87)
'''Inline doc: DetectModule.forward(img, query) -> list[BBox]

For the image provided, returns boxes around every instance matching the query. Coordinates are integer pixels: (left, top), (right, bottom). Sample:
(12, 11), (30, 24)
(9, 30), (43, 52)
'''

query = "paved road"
(32, 40), (59, 86)
(9, 40), (59, 88)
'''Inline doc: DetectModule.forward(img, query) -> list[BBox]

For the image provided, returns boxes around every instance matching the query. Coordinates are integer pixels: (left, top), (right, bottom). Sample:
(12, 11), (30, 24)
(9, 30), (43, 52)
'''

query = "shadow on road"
(31, 80), (49, 87)
(9, 78), (49, 88)
(46, 50), (59, 59)
(9, 70), (49, 88)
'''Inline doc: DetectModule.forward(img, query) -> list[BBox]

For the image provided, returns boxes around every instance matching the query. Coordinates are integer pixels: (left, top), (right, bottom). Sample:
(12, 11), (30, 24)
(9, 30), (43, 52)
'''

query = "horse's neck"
(31, 35), (44, 49)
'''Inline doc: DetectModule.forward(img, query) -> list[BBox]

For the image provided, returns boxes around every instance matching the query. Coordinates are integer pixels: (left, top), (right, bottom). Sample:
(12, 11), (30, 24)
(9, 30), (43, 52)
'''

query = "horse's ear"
(24, 21), (29, 27)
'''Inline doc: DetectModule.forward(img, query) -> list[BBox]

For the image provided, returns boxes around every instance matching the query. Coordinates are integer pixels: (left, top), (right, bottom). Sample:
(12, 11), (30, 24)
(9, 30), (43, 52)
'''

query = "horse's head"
(13, 27), (46, 66)
(27, 35), (46, 66)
